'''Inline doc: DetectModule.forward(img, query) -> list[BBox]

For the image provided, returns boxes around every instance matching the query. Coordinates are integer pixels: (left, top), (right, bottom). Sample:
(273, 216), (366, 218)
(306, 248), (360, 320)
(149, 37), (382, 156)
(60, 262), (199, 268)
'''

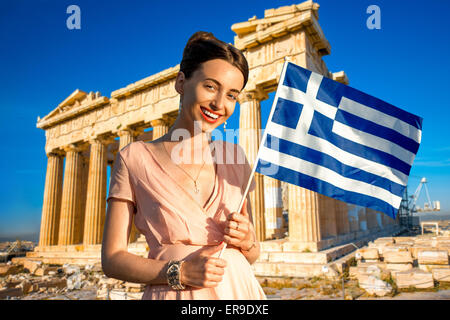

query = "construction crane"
(408, 177), (440, 213)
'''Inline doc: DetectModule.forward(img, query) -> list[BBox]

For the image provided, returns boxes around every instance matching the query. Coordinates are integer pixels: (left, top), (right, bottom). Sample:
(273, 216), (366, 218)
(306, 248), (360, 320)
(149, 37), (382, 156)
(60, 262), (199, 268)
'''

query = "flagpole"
(218, 58), (290, 258)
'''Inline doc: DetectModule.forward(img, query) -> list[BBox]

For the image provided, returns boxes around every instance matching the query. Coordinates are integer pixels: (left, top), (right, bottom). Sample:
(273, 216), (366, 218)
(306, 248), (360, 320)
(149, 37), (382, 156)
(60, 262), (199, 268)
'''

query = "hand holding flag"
(223, 198), (256, 252)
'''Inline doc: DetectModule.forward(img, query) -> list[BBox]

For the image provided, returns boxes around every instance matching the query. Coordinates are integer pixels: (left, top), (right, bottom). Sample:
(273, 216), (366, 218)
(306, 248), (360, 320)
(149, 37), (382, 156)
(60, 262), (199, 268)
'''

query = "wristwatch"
(166, 260), (185, 290)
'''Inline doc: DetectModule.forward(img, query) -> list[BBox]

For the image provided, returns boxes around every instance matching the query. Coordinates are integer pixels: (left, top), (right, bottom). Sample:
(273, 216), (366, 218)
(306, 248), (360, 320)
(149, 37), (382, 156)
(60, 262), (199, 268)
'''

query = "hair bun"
(186, 31), (216, 45)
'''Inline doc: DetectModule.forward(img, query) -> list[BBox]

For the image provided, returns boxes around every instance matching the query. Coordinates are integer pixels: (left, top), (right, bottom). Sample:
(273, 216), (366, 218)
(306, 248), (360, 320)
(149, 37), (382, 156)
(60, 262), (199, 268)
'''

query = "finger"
(223, 235), (245, 247)
(198, 242), (225, 257)
(208, 257), (227, 268)
(225, 220), (249, 233)
(229, 212), (247, 222)
(240, 198), (249, 217)
(205, 262), (226, 275)
(224, 226), (247, 239)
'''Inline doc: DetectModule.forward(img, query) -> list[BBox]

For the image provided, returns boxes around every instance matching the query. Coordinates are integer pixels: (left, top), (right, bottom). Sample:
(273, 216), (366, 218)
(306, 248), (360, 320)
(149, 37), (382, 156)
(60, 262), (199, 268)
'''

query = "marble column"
(151, 119), (169, 140)
(366, 208), (379, 230)
(75, 154), (89, 244)
(83, 138), (108, 245)
(319, 195), (338, 239)
(38, 152), (63, 247)
(263, 177), (284, 239)
(288, 185), (322, 251)
(118, 128), (135, 151)
(117, 128), (139, 243)
(58, 145), (83, 246)
(335, 199), (350, 235)
(347, 204), (360, 233)
(358, 206), (367, 232)
(381, 212), (392, 228)
(238, 90), (267, 242)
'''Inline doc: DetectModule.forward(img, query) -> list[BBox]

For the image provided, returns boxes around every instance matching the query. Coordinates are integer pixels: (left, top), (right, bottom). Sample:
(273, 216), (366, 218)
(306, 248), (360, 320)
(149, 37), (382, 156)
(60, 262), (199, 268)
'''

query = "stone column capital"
(237, 88), (268, 104)
(150, 118), (169, 128)
(62, 144), (83, 153)
(88, 135), (115, 146)
(46, 149), (64, 157)
(117, 127), (142, 138)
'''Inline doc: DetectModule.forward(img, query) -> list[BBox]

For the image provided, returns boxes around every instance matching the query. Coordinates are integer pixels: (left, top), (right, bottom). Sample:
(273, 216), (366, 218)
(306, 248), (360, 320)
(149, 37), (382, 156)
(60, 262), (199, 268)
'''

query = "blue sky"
(0, 0), (449, 241)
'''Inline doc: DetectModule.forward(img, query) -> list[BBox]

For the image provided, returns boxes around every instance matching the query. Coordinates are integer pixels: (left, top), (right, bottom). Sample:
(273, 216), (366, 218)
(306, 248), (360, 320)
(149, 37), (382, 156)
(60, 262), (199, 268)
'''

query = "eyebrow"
(204, 78), (241, 94)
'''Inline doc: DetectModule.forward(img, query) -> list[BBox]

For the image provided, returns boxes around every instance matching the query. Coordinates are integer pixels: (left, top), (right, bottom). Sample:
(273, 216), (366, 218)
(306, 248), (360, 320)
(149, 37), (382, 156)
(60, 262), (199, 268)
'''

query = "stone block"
(267, 252), (329, 264)
(260, 240), (284, 252)
(437, 246), (450, 255)
(23, 260), (41, 274)
(18, 280), (34, 294)
(409, 246), (434, 259)
(386, 263), (413, 272)
(383, 251), (413, 264)
(393, 237), (416, 243)
(0, 287), (24, 299)
(415, 239), (438, 248)
(395, 270), (434, 289)
(374, 237), (394, 245)
(355, 248), (379, 261)
(0, 264), (23, 277)
(418, 250), (449, 265)
(257, 252), (269, 262)
(350, 265), (390, 280)
(36, 279), (67, 289)
(357, 274), (392, 297)
(432, 267), (450, 282)
(418, 264), (450, 272)
(357, 261), (388, 270)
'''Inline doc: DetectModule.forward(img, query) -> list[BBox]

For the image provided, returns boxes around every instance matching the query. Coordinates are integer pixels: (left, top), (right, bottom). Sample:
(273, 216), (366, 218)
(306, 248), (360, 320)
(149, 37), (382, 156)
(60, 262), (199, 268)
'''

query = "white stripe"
(259, 146), (402, 209)
(266, 122), (408, 186)
(277, 84), (338, 119)
(338, 96), (422, 143)
(332, 121), (416, 165)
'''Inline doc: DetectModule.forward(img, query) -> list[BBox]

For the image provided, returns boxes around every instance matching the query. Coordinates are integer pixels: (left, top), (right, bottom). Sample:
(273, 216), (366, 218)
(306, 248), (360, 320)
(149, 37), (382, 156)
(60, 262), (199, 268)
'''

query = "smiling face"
(175, 59), (245, 133)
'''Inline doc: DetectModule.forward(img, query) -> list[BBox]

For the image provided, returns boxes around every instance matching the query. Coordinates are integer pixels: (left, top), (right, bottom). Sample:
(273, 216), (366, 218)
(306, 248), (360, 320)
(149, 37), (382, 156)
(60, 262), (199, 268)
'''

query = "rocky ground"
(1, 261), (449, 300)
(1, 224), (450, 300)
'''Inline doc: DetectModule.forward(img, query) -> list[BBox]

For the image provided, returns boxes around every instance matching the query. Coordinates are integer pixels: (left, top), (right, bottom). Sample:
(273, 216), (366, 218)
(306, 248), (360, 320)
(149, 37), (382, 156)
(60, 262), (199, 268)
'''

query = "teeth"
(202, 108), (219, 119)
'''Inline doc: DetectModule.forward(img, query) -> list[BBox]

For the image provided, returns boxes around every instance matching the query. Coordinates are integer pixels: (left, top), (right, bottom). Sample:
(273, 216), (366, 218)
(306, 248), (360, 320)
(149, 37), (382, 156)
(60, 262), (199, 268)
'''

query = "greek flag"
(255, 62), (422, 219)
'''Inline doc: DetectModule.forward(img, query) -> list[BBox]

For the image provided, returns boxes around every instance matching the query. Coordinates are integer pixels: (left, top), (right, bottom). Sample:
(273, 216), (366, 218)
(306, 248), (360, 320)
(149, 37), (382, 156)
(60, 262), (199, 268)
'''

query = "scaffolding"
(398, 187), (412, 229)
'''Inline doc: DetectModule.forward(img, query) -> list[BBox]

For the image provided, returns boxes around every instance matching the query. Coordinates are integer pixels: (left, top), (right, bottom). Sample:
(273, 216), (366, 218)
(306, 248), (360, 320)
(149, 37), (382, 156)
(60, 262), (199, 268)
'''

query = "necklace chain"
(162, 141), (209, 194)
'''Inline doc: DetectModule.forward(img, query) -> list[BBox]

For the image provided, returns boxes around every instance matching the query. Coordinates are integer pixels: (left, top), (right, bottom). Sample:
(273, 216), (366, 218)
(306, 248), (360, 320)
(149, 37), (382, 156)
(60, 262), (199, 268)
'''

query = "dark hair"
(180, 31), (249, 90)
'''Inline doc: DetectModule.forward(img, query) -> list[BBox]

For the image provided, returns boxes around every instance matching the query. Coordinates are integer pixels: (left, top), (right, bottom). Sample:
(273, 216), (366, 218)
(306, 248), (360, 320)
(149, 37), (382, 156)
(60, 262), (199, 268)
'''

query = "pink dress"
(107, 140), (266, 300)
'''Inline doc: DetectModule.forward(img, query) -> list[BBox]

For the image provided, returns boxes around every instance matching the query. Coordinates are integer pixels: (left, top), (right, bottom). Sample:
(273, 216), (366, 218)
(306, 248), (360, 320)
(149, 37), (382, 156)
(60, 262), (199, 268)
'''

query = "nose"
(210, 91), (227, 112)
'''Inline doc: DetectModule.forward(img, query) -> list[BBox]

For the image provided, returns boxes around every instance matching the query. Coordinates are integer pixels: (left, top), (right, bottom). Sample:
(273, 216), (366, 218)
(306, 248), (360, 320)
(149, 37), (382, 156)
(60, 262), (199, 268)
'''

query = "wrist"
(241, 238), (256, 252)
(166, 260), (185, 290)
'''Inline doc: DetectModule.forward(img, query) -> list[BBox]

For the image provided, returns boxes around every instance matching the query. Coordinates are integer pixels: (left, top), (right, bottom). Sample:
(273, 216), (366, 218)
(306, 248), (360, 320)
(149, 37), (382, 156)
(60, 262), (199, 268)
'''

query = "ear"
(175, 71), (185, 95)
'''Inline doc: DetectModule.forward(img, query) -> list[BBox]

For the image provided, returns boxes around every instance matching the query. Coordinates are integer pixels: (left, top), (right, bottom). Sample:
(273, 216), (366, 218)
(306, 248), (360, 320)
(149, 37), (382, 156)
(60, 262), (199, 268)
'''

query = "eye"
(228, 94), (238, 101)
(205, 84), (216, 90)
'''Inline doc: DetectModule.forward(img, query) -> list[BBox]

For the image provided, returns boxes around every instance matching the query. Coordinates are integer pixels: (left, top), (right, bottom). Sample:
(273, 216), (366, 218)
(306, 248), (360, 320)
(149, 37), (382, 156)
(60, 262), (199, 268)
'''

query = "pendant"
(194, 181), (199, 193)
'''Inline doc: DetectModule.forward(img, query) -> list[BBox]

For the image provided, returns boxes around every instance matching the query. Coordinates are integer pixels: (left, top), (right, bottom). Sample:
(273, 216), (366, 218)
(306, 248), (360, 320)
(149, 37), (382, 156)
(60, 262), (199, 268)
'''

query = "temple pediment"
(37, 89), (109, 129)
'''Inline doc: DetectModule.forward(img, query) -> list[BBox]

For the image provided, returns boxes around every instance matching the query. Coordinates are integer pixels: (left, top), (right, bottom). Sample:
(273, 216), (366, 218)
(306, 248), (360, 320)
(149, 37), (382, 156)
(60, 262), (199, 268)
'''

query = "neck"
(164, 117), (214, 165)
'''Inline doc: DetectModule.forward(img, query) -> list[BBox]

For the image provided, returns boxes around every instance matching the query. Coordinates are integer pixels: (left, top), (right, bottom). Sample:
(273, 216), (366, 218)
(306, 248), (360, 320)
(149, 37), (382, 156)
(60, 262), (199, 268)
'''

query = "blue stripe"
(256, 159), (398, 219)
(308, 111), (412, 176)
(335, 109), (421, 154)
(289, 62), (423, 130)
(264, 134), (405, 197)
(284, 62), (311, 93)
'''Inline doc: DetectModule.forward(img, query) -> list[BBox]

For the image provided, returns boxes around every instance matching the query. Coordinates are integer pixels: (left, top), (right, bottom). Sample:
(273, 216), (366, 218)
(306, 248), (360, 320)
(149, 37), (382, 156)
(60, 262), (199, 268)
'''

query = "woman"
(101, 31), (266, 300)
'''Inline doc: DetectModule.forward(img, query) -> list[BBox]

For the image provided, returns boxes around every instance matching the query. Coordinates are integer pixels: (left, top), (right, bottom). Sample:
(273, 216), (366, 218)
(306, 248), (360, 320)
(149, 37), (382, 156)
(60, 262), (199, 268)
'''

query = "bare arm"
(101, 198), (228, 287)
(101, 199), (168, 285)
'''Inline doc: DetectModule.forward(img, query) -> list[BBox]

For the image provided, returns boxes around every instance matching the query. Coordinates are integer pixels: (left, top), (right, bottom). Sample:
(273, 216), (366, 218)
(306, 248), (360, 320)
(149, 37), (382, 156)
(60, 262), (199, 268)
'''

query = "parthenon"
(25, 1), (401, 274)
